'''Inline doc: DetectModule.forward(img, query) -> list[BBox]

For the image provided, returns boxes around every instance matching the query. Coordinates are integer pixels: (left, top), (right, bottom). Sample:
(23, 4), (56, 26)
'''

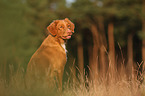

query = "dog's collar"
(48, 32), (56, 37)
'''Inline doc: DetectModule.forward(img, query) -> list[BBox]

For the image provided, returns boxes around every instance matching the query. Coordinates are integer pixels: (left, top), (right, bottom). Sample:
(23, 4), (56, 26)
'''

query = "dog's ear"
(65, 18), (75, 33)
(47, 20), (59, 36)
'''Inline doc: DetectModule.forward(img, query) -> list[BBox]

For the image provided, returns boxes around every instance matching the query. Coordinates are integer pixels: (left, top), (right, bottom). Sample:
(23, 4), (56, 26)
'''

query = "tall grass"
(63, 67), (144, 96)
(0, 64), (145, 96)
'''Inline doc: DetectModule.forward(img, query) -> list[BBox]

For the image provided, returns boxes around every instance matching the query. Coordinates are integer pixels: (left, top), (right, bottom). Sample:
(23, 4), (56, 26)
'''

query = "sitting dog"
(26, 18), (75, 89)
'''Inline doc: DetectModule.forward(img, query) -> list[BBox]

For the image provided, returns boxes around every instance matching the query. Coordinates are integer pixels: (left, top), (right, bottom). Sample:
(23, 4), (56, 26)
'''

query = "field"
(0, 65), (145, 96)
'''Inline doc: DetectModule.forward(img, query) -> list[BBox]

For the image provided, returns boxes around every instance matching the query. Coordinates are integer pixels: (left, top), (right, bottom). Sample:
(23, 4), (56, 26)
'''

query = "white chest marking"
(61, 44), (67, 53)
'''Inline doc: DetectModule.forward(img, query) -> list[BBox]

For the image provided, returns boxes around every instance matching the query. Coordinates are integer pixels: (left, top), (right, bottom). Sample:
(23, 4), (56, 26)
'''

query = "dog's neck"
(55, 37), (67, 53)
(54, 36), (66, 44)
(48, 35), (67, 53)
(61, 43), (67, 53)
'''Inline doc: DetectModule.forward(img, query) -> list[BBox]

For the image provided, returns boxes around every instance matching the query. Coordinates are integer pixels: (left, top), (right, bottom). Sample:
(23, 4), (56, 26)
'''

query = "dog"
(26, 18), (75, 89)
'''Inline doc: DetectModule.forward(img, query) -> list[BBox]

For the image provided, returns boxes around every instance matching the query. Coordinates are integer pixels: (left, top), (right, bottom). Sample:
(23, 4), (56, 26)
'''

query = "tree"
(0, 0), (35, 79)
(142, 0), (145, 72)
(108, 22), (116, 77)
(77, 36), (84, 76)
(126, 33), (134, 80)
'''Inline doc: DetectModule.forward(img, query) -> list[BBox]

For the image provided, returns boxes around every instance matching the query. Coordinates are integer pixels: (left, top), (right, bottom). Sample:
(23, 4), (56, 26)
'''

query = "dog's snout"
(67, 29), (72, 32)
(69, 32), (73, 35)
(67, 29), (73, 35)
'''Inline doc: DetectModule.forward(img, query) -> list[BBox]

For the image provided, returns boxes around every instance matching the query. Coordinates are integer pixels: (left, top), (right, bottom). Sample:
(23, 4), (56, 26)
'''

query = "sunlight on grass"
(0, 66), (145, 96)
(63, 74), (141, 96)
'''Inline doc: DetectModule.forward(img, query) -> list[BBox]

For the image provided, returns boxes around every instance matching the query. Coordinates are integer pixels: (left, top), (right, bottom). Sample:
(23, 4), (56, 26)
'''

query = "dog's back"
(27, 35), (66, 76)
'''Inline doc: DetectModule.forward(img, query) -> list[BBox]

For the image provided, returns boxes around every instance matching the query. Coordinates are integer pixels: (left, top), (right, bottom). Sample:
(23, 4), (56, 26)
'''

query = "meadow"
(0, 63), (145, 96)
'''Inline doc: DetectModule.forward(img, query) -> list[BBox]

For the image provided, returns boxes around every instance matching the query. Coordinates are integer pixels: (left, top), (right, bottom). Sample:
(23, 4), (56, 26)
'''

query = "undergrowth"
(0, 66), (145, 96)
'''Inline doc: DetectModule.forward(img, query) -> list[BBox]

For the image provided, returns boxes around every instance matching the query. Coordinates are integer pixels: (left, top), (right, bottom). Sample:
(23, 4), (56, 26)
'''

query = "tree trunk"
(100, 45), (106, 79)
(108, 22), (116, 77)
(126, 33), (134, 80)
(77, 42), (84, 76)
(88, 46), (94, 81)
(142, 0), (145, 72)
(98, 17), (107, 79)
(89, 24), (99, 82)
(97, 17), (107, 48)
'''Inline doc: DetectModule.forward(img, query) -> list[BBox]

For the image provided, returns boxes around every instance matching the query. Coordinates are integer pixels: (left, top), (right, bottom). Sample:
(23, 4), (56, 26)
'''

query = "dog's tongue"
(62, 36), (71, 39)
(66, 36), (71, 39)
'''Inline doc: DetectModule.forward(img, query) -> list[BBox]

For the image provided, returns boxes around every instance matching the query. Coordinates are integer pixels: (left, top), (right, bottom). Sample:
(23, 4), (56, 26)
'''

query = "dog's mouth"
(61, 31), (73, 39)
(62, 35), (72, 39)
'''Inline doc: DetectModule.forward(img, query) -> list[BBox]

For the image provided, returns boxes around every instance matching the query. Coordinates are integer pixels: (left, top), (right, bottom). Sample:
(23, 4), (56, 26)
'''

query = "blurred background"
(0, 0), (145, 82)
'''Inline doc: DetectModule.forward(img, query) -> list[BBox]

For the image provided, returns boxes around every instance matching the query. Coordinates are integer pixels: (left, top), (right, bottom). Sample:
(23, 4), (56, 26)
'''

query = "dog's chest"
(61, 44), (67, 53)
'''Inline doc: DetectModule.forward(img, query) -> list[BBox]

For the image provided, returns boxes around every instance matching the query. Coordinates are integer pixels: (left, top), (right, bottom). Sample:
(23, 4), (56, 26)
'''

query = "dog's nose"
(67, 29), (73, 34)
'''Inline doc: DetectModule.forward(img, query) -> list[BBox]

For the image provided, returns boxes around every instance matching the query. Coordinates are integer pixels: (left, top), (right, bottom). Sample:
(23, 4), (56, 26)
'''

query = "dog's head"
(47, 18), (75, 39)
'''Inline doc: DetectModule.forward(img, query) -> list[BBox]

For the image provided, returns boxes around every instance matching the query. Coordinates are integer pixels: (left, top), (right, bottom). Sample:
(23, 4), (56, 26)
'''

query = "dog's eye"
(68, 25), (71, 28)
(60, 26), (63, 28)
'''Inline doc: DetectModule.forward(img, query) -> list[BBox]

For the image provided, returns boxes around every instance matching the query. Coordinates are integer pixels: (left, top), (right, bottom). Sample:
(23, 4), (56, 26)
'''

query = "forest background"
(0, 0), (145, 85)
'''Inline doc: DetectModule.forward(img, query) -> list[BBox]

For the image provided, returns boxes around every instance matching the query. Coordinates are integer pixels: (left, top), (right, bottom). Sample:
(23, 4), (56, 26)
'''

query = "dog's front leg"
(57, 69), (64, 92)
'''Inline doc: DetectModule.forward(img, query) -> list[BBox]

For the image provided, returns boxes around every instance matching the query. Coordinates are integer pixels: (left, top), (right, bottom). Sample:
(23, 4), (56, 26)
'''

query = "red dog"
(26, 18), (75, 89)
